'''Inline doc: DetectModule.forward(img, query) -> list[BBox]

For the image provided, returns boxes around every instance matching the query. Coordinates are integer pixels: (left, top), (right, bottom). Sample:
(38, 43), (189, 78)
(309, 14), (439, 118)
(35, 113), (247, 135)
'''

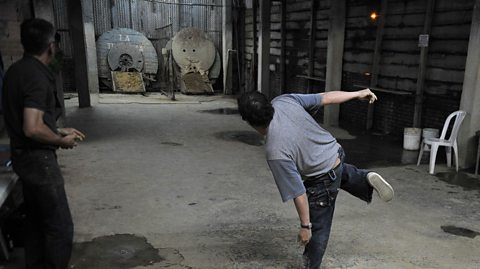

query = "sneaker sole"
(367, 172), (394, 202)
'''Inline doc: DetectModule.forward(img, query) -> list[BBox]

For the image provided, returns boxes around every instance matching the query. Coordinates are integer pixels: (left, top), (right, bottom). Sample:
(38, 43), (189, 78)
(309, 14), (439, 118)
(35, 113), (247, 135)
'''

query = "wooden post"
(307, 0), (317, 93)
(280, 0), (286, 94)
(222, 0), (233, 94)
(458, 0), (480, 168)
(68, 0), (90, 107)
(324, 0), (346, 126)
(257, 0), (270, 97)
(366, 0), (388, 130)
(413, 0), (436, 127)
(251, 0), (258, 92)
(68, 0), (99, 108)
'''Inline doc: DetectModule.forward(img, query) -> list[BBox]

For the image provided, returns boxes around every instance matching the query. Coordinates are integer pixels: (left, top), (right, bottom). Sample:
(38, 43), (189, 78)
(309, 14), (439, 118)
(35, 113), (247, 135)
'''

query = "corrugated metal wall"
(52, 0), (223, 92)
(90, 0), (222, 49)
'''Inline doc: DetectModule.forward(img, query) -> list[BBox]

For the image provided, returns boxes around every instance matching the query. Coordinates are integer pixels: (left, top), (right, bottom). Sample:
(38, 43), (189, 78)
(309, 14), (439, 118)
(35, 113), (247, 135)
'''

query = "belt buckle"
(327, 170), (337, 181)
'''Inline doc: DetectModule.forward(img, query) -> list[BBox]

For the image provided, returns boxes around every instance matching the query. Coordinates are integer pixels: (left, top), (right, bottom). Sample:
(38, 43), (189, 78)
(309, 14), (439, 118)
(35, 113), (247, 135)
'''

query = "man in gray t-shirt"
(238, 89), (394, 269)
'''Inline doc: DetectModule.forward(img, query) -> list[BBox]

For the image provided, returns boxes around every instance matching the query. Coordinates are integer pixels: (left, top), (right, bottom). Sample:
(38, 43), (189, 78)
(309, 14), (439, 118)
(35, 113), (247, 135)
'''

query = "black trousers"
(12, 149), (73, 269)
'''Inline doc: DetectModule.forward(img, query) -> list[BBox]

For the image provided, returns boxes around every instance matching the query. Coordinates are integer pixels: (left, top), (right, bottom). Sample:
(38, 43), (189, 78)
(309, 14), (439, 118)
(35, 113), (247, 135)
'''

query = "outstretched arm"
(320, 88), (377, 105)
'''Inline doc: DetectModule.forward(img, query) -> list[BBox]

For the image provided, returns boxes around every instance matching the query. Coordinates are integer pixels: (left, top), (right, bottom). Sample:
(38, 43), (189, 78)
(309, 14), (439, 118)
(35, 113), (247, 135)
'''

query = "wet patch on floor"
(70, 234), (165, 268)
(161, 141), (184, 146)
(199, 108), (239, 115)
(435, 172), (480, 193)
(215, 131), (264, 146)
(204, 226), (303, 268)
(441, 225), (479, 238)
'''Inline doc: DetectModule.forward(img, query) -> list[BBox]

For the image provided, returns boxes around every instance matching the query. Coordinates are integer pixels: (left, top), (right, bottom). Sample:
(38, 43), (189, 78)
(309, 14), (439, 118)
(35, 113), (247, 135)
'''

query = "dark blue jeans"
(303, 148), (373, 269)
(12, 149), (73, 269)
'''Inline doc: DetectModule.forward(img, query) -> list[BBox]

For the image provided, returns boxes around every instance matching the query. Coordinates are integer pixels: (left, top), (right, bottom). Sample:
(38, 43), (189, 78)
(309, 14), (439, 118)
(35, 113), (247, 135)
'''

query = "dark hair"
(21, 18), (55, 55)
(237, 91), (274, 127)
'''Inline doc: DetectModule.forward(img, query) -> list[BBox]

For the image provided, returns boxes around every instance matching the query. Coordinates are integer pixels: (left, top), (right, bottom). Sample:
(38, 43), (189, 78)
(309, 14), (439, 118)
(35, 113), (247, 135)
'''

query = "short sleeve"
(288, 94), (322, 114)
(23, 81), (48, 111)
(267, 159), (306, 202)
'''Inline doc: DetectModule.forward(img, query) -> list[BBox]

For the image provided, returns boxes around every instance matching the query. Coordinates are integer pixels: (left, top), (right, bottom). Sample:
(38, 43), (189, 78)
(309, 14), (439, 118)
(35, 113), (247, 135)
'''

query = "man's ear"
(48, 42), (55, 56)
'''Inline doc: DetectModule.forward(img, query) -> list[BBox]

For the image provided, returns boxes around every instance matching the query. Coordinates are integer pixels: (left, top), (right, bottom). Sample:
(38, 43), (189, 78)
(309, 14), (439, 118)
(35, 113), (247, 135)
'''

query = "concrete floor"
(1, 94), (479, 269)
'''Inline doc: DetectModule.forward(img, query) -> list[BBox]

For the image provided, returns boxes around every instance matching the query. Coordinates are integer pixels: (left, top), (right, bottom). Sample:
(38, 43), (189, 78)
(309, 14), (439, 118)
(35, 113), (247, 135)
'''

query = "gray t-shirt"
(266, 94), (340, 202)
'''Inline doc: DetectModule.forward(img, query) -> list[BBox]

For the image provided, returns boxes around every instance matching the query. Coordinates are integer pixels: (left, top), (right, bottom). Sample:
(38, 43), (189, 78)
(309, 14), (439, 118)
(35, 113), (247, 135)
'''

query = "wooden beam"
(280, 0), (286, 93)
(257, 0), (271, 97)
(222, 0), (233, 94)
(367, 0), (388, 130)
(68, 0), (90, 107)
(307, 0), (317, 93)
(413, 0), (436, 127)
(251, 0), (258, 92)
(324, 0), (346, 126)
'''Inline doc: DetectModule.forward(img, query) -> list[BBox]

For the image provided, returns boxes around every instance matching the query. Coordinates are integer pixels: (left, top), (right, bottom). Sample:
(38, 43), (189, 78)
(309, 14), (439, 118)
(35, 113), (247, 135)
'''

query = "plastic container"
(422, 128), (439, 139)
(403, 128), (422, 150)
(422, 128), (439, 151)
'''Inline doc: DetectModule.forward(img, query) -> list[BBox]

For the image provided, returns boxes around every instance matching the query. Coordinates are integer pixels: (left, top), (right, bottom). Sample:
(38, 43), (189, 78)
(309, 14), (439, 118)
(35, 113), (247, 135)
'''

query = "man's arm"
(23, 107), (77, 148)
(320, 88), (377, 105)
(294, 193), (312, 245)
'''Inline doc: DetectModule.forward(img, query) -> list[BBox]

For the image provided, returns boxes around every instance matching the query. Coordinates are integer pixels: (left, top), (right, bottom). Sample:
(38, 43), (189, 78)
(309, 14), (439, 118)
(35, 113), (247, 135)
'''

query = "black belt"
(303, 161), (342, 188)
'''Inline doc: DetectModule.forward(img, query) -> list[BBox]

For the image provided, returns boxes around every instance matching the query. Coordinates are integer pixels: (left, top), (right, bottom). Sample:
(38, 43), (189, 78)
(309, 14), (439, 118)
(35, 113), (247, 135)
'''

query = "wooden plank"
(413, 0), (436, 128)
(324, 0), (346, 126)
(308, 0), (317, 92)
(251, 0), (257, 92)
(280, 0), (286, 93)
(258, 0), (271, 96)
(367, 0), (388, 130)
(222, 0), (233, 95)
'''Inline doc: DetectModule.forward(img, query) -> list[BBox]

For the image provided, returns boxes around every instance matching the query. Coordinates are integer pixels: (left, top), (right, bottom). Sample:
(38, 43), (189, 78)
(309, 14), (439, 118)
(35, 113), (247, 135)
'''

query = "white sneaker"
(367, 172), (394, 202)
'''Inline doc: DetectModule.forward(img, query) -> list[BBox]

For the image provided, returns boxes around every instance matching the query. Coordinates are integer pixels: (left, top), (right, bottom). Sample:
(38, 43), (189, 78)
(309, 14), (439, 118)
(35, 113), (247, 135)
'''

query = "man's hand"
(59, 133), (78, 149)
(357, 88), (377, 104)
(298, 228), (312, 246)
(58, 127), (85, 141)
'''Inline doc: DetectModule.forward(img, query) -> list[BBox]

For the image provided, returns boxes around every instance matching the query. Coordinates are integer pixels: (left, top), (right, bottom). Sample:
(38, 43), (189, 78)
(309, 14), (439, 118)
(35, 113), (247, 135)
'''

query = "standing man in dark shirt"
(2, 18), (85, 269)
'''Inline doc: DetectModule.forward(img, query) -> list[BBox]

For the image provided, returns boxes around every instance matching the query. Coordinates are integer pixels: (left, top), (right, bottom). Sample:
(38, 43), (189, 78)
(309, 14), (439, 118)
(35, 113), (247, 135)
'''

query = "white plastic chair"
(417, 110), (466, 174)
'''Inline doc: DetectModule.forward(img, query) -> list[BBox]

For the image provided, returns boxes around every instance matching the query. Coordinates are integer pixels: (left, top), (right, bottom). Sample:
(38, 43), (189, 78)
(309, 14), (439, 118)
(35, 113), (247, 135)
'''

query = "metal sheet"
(111, 0), (131, 29)
(93, 0), (111, 36)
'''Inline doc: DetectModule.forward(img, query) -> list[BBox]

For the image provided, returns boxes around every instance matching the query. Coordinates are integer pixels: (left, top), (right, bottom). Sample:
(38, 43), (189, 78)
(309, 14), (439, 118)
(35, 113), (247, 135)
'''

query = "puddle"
(70, 234), (164, 268)
(215, 131), (264, 146)
(161, 141), (183, 146)
(441, 225), (479, 238)
(200, 108), (239, 115)
(435, 172), (480, 192)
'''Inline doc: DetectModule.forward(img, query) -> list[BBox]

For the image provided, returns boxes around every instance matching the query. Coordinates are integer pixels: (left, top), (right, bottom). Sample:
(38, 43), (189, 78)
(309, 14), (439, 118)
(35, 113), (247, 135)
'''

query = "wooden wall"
(0, 0), (33, 71)
(243, 0), (474, 135)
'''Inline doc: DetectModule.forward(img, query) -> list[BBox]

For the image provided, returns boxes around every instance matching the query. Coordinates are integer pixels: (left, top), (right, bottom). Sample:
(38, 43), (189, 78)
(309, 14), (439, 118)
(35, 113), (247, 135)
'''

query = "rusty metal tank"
(96, 28), (158, 91)
(171, 28), (219, 94)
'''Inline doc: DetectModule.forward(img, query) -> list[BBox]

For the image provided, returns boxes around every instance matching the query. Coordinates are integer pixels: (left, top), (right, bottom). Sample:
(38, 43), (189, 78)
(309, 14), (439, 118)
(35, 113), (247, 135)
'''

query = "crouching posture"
(237, 89), (394, 268)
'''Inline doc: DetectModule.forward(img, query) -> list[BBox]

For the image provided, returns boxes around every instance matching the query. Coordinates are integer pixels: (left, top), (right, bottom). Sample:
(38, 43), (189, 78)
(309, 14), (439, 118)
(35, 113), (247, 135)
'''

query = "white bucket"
(422, 128), (439, 139)
(422, 128), (439, 151)
(403, 128), (422, 150)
